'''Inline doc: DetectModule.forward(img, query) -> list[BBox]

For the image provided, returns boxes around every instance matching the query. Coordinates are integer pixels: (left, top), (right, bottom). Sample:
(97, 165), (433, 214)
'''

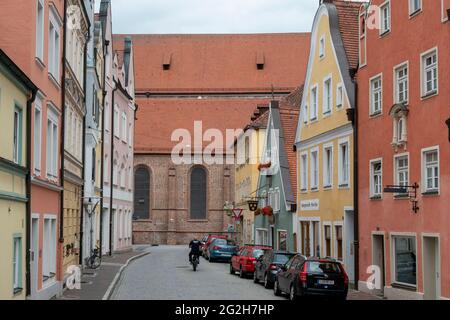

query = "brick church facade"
(117, 33), (311, 245)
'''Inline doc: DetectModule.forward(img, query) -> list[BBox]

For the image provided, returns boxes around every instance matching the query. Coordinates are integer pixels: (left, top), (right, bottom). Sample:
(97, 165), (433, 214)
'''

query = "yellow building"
(295, 1), (360, 284)
(234, 106), (268, 245)
(0, 50), (37, 299)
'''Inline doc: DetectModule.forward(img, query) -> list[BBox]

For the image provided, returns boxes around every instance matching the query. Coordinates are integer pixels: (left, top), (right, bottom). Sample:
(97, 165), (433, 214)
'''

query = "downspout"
(59, 0), (67, 256)
(25, 90), (37, 297)
(109, 82), (118, 255)
(351, 78), (359, 291)
(79, 29), (90, 265)
(99, 40), (109, 258)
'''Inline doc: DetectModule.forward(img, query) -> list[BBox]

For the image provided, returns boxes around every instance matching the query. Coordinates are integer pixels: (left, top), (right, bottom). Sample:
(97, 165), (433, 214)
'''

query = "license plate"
(318, 280), (334, 285)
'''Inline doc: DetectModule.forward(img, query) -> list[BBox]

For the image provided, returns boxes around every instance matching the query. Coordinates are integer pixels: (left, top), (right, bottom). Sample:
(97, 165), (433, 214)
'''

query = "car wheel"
(239, 266), (245, 278)
(264, 273), (272, 289)
(229, 263), (235, 275)
(253, 271), (259, 283)
(289, 284), (298, 301)
(273, 280), (281, 296)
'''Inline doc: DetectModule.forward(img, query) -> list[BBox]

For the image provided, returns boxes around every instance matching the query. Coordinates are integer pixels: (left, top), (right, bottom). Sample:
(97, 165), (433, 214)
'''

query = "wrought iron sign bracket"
(384, 183), (419, 214)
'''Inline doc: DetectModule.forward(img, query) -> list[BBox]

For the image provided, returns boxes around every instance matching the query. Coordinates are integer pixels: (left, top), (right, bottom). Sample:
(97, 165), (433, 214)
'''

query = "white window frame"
(310, 148), (319, 191)
(421, 146), (440, 194)
(114, 105), (120, 138)
(35, 0), (45, 62)
(323, 75), (332, 116)
(336, 83), (344, 109)
(300, 151), (308, 192)
(302, 104), (308, 124)
(420, 48), (439, 98)
(46, 105), (59, 180)
(394, 62), (409, 105)
(323, 143), (333, 189)
(370, 158), (383, 198)
(323, 222), (333, 258)
(310, 84), (318, 121)
(409, 0), (422, 16)
(334, 222), (344, 262)
(33, 96), (43, 174)
(48, 5), (62, 81)
(379, 1), (391, 35)
(338, 138), (350, 188)
(13, 107), (21, 165)
(121, 112), (127, 142)
(13, 236), (22, 291)
(369, 73), (383, 116)
(394, 153), (409, 196)
(42, 215), (57, 285)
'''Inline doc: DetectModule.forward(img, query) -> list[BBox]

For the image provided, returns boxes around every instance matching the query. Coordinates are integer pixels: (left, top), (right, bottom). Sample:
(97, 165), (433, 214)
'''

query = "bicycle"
(87, 246), (101, 269)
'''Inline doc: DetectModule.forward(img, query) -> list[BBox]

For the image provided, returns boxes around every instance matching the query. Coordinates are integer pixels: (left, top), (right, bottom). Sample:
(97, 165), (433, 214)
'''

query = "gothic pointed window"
(190, 167), (207, 220)
(134, 167), (150, 220)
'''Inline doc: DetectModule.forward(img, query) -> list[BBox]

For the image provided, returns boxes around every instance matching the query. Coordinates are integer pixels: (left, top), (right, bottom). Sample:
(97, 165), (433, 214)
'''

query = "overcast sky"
(95, 0), (324, 34)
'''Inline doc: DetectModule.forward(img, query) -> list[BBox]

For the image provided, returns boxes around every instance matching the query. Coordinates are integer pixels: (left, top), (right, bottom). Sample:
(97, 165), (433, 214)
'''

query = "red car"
(230, 245), (271, 278)
(201, 234), (227, 258)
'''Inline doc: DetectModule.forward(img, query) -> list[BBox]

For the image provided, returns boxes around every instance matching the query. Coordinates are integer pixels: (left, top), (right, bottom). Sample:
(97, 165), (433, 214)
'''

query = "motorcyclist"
(189, 237), (202, 264)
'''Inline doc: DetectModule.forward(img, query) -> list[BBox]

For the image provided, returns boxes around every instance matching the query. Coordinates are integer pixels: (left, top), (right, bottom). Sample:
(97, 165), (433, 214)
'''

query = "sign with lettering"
(300, 199), (320, 211)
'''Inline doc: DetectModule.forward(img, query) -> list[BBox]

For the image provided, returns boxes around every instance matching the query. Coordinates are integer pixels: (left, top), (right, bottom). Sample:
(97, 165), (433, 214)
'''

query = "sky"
(95, 0), (323, 34)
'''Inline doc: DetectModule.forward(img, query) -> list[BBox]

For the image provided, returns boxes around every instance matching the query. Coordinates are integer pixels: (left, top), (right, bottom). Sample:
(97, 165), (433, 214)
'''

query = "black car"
(253, 249), (296, 289)
(274, 255), (349, 301)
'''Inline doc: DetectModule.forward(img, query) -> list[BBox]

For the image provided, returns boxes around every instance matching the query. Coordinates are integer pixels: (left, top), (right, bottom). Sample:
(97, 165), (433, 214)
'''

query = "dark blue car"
(207, 238), (238, 262)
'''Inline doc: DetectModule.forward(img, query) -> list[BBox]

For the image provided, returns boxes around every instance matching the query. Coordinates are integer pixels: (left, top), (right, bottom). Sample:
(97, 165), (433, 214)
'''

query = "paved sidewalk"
(348, 290), (384, 300)
(57, 245), (151, 300)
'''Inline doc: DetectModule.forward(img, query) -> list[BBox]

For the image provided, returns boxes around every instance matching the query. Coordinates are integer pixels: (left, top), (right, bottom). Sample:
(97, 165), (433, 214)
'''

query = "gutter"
(25, 89), (37, 297)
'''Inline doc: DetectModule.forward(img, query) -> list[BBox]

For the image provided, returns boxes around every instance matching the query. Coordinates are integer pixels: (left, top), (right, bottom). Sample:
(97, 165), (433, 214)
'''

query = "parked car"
(202, 234), (227, 258)
(206, 238), (238, 262)
(230, 245), (271, 278)
(273, 256), (349, 301)
(254, 249), (296, 288)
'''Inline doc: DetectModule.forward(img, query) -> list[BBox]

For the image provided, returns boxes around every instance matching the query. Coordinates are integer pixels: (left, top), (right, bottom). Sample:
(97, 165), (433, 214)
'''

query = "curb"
(102, 251), (151, 300)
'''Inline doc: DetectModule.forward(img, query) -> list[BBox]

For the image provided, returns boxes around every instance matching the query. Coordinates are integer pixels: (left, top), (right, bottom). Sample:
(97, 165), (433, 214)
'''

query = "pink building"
(0, 0), (64, 299)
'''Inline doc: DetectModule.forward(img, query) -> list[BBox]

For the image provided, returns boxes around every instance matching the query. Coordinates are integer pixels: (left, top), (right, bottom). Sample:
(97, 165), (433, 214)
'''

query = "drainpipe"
(99, 39), (109, 258)
(109, 82), (118, 256)
(25, 89), (37, 297)
(59, 0), (67, 261)
(347, 77), (360, 291)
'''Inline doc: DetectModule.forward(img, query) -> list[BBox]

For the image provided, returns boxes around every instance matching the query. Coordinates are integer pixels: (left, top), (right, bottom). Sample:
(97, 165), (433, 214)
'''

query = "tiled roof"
(112, 33), (311, 93)
(334, 0), (362, 71)
(134, 98), (271, 154)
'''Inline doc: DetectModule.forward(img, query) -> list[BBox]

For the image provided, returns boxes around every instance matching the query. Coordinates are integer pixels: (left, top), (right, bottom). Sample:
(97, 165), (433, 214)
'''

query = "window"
(120, 164), (125, 188)
(311, 150), (319, 190)
(335, 226), (343, 261)
(395, 155), (409, 194)
(269, 189), (280, 212)
(324, 225), (331, 257)
(422, 149), (439, 193)
(323, 146), (333, 188)
(323, 77), (332, 115)
(34, 100), (42, 173)
(338, 141), (350, 187)
(114, 106), (119, 137)
(43, 217), (57, 282)
(278, 231), (287, 251)
(48, 7), (61, 80)
(336, 84), (343, 108)
(104, 102), (110, 131)
(319, 36), (325, 58)
(244, 136), (250, 164)
(46, 107), (58, 179)
(13, 107), (22, 165)
(422, 50), (438, 96)
(380, 1), (391, 35)
(190, 167), (207, 220)
(104, 155), (108, 183)
(35, 0), (44, 61)
(13, 236), (22, 293)
(303, 104), (308, 124)
(370, 160), (382, 198)
(393, 236), (417, 286)
(310, 86), (318, 121)
(121, 112), (127, 142)
(256, 229), (268, 246)
(395, 64), (408, 104)
(300, 153), (308, 191)
(128, 124), (132, 148)
(91, 149), (96, 182)
(370, 75), (382, 115)
(409, 0), (422, 15)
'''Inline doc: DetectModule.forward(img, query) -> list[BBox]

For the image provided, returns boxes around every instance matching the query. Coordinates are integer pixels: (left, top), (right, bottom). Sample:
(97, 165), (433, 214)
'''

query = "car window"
(213, 239), (232, 246)
(273, 253), (295, 264)
(252, 249), (265, 258)
(307, 261), (342, 274)
(284, 256), (296, 269)
(289, 257), (300, 270)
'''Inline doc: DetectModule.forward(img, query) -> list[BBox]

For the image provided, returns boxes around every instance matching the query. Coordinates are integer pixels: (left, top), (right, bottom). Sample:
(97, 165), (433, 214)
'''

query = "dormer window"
(390, 104), (409, 151)
(319, 36), (325, 59)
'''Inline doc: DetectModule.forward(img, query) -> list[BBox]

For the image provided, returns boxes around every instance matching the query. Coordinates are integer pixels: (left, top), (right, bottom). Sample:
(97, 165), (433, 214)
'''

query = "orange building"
(357, 0), (450, 299)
